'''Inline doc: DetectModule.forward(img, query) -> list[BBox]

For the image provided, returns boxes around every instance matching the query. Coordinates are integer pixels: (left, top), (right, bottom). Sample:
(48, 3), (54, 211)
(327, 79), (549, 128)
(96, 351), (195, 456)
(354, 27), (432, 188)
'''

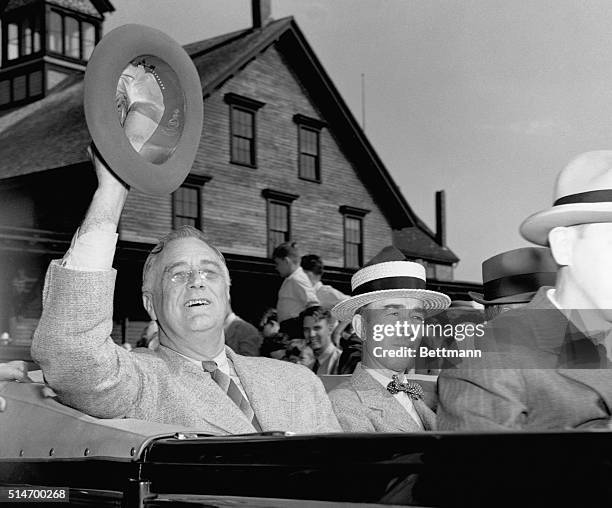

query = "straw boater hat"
(521, 151), (612, 245)
(84, 24), (203, 196)
(468, 247), (557, 306)
(331, 246), (451, 322)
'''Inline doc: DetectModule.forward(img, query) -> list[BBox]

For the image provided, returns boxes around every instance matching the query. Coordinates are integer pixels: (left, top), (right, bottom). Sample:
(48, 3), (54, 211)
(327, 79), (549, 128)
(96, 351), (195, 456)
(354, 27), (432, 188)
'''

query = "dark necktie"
(202, 360), (262, 432)
(387, 374), (436, 430)
(313, 359), (320, 373)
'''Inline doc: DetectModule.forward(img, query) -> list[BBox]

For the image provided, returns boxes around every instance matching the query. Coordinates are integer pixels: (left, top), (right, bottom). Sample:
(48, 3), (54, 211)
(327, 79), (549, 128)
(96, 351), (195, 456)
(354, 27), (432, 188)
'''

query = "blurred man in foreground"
(439, 151), (612, 430)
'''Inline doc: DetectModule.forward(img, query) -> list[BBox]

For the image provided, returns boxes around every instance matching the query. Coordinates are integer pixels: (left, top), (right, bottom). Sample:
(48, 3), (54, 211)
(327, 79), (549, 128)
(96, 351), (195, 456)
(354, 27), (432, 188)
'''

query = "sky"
(105, 0), (612, 282)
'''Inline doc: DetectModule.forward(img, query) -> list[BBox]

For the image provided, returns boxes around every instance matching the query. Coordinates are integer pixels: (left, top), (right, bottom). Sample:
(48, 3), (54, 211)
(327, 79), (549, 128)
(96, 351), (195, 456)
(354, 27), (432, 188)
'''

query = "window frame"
(224, 93), (265, 169)
(45, 7), (100, 63)
(339, 205), (370, 269)
(2, 9), (44, 66)
(262, 189), (299, 257)
(171, 175), (212, 231)
(293, 114), (326, 183)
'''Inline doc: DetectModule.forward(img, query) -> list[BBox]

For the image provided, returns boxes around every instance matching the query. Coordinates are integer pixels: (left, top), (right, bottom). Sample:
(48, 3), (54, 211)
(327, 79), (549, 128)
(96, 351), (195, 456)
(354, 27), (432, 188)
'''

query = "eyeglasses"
(169, 269), (219, 284)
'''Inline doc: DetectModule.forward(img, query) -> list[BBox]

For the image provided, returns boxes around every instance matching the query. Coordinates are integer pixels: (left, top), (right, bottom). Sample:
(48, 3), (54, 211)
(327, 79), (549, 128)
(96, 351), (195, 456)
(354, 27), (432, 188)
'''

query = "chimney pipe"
(435, 190), (446, 247)
(252, 0), (272, 29)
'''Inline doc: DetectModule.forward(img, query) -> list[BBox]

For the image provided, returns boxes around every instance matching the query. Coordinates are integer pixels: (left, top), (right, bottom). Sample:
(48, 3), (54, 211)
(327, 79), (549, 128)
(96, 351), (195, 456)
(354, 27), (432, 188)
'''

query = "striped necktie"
(202, 360), (262, 432)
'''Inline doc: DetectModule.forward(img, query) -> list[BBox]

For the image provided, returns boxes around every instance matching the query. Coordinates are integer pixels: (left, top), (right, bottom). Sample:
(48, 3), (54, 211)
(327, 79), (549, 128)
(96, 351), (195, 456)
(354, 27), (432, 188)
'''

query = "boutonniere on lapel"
(387, 374), (424, 400)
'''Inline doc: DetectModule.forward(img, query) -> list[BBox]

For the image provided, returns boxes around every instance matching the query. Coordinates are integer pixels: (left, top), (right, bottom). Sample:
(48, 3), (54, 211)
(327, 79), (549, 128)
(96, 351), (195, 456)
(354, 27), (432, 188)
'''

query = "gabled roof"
(0, 15), (455, 259)
(393, 227), (459, 264)
(184, 17), (433, 234)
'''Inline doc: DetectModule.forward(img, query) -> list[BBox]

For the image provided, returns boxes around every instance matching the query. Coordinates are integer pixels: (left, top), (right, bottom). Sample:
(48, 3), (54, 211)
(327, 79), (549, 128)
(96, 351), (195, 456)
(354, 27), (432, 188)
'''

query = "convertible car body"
(2, 379), (612, 507)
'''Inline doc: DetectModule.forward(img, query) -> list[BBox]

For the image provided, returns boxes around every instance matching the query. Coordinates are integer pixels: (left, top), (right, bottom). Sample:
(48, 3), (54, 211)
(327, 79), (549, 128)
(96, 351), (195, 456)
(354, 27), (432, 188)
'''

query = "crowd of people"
(4, 74), (612, 436)
(4, 149), (612, 433)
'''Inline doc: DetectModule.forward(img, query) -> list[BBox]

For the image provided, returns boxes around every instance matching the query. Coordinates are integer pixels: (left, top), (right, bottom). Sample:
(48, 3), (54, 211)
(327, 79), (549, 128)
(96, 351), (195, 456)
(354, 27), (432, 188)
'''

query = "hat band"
(353, 276), (425, 296)
(554, 189), (612, 206)
(483, 272), (557, 300)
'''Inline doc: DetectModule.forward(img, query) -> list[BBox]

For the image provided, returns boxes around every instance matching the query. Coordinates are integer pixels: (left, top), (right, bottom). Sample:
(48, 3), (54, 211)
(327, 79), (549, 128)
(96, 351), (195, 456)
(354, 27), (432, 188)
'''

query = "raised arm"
(30, 148), (146, 418)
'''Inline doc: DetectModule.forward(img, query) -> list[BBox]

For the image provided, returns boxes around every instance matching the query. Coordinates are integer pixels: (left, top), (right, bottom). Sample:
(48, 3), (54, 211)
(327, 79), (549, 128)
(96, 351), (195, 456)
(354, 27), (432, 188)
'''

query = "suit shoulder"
(239, 355), (321, 382)
(328, 379), (359, 403)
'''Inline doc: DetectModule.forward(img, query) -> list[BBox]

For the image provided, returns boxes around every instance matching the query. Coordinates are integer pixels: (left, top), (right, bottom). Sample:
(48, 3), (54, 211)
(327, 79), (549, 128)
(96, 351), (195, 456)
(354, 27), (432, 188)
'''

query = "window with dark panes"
(344, 216), (363, 268)
(48, 11), (62, 53)
(231, 107), (255, 166)
(225, 93), (264, 167)
(173, 185), (201, 229)
(262, 189), (298, 257)
(299, 126), (320, 181)
(268, 201), (289, 255)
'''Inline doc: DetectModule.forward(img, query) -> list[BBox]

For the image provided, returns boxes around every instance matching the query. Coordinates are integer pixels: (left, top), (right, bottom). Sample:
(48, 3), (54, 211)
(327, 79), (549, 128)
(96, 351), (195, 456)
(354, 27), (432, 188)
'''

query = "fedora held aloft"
(84, 24), (203, 196)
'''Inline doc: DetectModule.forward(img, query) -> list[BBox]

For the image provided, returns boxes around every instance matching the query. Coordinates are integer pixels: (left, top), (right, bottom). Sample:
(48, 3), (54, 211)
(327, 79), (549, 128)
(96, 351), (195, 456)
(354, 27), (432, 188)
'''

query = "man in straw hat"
(468, 247), (557, 321)
(31, 27), (340, 435)
(439, 151), (612, 430)
(328, 247), (450, 432)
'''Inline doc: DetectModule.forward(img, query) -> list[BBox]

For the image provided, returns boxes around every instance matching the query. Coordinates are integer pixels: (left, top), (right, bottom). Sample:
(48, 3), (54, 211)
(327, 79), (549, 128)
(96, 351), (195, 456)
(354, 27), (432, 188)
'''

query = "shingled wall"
(120, 45), (392, 267)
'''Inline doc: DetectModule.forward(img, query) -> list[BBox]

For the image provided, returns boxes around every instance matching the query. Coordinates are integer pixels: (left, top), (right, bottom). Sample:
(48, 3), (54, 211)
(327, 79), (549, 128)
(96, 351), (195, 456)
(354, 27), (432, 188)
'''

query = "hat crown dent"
(555, 150), (612, 200)
(481, 247), (556, 282)
(351, 261), (426, 291)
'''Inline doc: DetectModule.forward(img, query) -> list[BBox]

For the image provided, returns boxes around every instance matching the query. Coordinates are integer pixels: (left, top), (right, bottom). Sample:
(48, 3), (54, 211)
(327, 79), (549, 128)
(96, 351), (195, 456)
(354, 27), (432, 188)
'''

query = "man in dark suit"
(438, 151), (612, 430)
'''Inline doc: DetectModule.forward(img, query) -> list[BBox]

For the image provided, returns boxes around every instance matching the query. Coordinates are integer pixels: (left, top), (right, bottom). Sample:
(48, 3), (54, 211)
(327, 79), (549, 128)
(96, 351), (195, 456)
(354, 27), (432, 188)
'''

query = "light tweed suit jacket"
(438, 287), (612, 431)
(328, 364), (435, 432)
(31, 261), (341, 435)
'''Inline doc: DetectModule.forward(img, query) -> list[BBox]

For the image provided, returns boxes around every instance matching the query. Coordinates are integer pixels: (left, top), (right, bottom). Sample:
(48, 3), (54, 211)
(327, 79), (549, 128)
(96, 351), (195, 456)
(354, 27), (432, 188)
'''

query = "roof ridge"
(184, 27), (252, 58)
(184, 17), (294, 60)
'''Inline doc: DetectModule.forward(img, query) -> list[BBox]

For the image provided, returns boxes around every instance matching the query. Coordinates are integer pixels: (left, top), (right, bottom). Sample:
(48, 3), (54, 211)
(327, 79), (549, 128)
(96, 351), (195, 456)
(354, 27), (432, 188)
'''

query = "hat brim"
(84, 24), (203, 196)
(520, 203), (612, 245)
(468, 290), (537, 306)
(331, 289), (451, 322)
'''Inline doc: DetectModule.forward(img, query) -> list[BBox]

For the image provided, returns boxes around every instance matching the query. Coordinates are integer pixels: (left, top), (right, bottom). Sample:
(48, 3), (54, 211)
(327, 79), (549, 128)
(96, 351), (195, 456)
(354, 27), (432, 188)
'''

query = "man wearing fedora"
(31, 32), (340, 435)
(328, 247), (450, 432)
(439, 151), (612, 430)
(468, 247), (557, 321)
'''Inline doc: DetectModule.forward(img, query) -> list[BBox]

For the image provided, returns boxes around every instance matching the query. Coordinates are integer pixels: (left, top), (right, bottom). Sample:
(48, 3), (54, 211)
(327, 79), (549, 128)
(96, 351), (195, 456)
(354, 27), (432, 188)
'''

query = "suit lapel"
(523, 289), (612, 415)
(227, 348), (294, 431)
(352, 365), (423, 432)
(159, 347), (255, 435)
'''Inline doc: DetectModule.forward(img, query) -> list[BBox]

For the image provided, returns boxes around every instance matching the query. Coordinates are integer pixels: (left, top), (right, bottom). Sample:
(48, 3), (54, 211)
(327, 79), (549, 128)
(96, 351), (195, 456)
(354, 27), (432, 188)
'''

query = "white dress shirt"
(313, 281), (349, 310)
(277, 267), (319, 322)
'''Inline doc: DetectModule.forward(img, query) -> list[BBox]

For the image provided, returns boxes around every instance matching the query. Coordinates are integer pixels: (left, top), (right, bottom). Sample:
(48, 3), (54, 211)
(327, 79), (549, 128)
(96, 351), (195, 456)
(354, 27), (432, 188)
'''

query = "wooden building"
(0, 0), (479, 350)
